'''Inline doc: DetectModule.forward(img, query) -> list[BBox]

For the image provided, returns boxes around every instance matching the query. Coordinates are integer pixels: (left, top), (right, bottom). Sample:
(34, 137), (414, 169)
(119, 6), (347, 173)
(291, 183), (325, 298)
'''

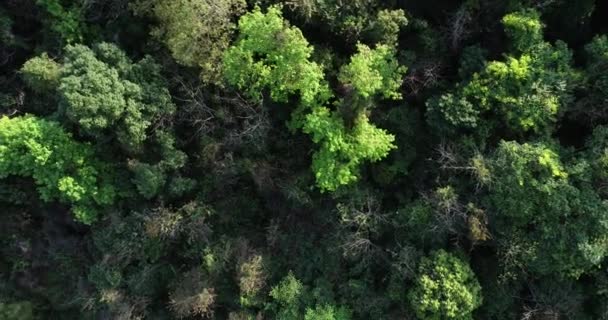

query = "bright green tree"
(20, 53), (61, 93)
(224, 6), (401, 191)
(267, 273), (351, 320)
(408, 250), (482, 320)
(269, 272), (304, 320)
(303, 110), (395, 191)
(501, 9), (543, 53)
(304, 304), (351, 320)
(0, 115), (116, 224)
(427, 9), (577, 137)
(223, 5), (332, 107)
(338, 43), (407, 100)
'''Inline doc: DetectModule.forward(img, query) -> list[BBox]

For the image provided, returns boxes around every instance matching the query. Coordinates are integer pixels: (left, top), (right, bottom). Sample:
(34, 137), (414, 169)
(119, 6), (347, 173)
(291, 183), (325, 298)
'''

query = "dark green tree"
(486, 140), (608, 278)
(58, 42), (175, 152)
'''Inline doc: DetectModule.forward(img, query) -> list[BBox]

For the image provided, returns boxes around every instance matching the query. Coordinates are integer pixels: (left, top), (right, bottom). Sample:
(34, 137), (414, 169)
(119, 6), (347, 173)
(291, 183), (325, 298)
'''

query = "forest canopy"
(1, 0), (608, 319)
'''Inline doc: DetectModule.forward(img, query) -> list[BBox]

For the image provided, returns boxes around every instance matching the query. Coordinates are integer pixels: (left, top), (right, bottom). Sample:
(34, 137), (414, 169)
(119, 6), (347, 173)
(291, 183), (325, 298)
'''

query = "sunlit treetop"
(223, 5), (332, 107)
(0, 115), (116, 224)
(224, 6), (400, 192)
(502, 9), (544, 52)
(339, 43), (407, 100)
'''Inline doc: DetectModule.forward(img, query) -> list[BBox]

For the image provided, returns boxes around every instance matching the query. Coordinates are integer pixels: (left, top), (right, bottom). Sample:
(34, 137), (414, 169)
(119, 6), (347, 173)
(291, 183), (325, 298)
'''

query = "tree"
(223, 5), (332, 107)
(302, 109), (396, 191)
(269, 272), (304, 320)
(20, 53), (61, 93)
(131, 0), (246, 84)
(338, 43), (407, 100)
(267, 272), (352, 320)
(571, 35), (608, 123)
(408, 250), (482, 320)
(586, 125), (608, 175)
(58, 42), (175, 152)
(169, 269), (216, 318)
(128, 131), (189, 199)
(304, 304), (351, 320)
(224, 6), (401, 191)
(0, 115), (116, 224)
(427, 9), (576, 137)
(501, 9), (543, 53)
(277, 0), (405, 44)
(485, 140), (608, 278)
(35, 0), (89, 43)
(366, 9), (408, 46)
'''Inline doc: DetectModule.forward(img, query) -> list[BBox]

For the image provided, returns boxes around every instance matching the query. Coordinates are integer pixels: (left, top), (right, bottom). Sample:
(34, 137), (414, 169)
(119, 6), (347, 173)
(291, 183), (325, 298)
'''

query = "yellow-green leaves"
(0, 115), (116, 224)
(224, 6), (402, 192)
(20, 53), (61, 93)
(224, 6), (331, 106)
(339, 43), (406, 100)
(408, 250), (482, 320)
(427, 9), (575, 137)
(502, 9), (544, 53)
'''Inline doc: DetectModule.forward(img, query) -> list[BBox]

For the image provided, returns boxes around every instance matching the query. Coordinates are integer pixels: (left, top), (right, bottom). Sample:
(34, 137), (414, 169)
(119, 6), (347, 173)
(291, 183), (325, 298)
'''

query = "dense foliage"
(2, 0), (608, 319)
(0, 115), (115, 224)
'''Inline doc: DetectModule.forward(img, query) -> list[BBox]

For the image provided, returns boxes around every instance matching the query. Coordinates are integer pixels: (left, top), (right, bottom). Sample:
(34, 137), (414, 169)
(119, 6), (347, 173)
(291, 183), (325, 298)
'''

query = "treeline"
(1, 0), (608, 319)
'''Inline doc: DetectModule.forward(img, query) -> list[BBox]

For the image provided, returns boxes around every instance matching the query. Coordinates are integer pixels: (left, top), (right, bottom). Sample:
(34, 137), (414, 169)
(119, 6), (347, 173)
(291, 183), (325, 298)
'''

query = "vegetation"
(2, 0), (608, 319)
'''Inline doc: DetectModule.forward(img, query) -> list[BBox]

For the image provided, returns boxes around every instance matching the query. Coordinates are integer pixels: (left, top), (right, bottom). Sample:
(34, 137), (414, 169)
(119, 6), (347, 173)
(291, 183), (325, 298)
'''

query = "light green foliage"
(0, 115), (116, 224)
(224, 6), (331, 106)
(408, 250), (482, 320)
(270, 272), (303, 307)
(304, 111), (396, 191)
(338, 43), (407, 100)
(270, 272), (304, 319)
(268, 273), (351, 320)
(487, 141), (608, 278)
(427, 9), (575, 136)
(36, 0), (88, 43)
(59, 42), (175, 152)
(427, 93), (479, 130)
(21, 53), (61, 93)
(224, 6), (399, 191)
(131, 0), (246, 84)
(502, 9), (543, 52)
(304, 304), (352, 320)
